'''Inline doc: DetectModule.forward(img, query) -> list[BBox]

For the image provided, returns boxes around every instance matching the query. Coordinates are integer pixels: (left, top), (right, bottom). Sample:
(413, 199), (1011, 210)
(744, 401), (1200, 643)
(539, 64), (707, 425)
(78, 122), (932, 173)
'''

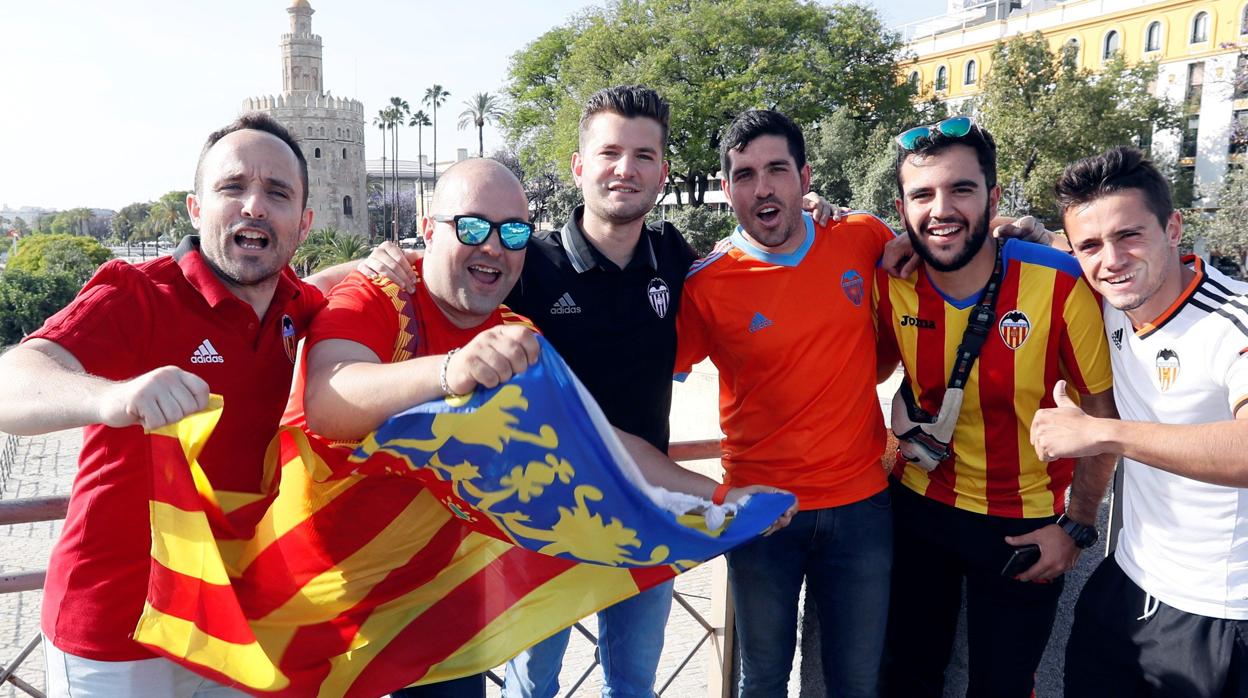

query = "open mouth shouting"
(754, 202), (782, 227)
(230, 222), (273, 251)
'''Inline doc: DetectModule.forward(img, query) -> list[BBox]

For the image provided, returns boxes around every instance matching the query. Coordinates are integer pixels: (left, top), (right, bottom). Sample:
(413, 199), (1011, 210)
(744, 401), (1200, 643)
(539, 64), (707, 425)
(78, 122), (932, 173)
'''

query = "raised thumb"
(1053, 380), (1077, 408)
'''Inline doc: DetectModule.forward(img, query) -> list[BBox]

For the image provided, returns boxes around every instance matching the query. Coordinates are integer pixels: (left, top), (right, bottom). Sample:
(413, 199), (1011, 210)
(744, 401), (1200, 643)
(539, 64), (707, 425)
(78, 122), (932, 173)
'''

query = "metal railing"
(0, 438), (730, 698)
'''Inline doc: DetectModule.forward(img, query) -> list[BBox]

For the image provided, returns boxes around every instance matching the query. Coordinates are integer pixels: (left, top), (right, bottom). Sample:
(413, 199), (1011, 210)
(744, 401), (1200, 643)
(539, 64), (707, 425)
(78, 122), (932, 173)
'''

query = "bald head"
(420, 158), (530, 329)
(429, 158), (528, 217)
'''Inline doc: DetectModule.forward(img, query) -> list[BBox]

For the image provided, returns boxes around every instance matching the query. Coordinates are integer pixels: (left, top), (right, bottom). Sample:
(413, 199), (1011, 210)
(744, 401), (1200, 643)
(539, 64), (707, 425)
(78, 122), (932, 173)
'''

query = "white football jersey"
(1108, 259), (1248, 619)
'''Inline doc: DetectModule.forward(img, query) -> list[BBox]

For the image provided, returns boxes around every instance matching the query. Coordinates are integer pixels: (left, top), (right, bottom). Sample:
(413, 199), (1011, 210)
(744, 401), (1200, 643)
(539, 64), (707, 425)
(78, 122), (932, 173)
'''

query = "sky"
(0, 0), (943, 212)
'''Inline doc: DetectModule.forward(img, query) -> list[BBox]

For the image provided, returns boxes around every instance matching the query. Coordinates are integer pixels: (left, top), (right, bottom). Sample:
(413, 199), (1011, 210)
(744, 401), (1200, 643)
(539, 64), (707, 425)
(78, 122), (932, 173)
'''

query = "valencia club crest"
(1156, 348), (1180, 391)
(998, 310), (1031, 350)
(281, 315), (297, 364)
(841, 270), (865, 306)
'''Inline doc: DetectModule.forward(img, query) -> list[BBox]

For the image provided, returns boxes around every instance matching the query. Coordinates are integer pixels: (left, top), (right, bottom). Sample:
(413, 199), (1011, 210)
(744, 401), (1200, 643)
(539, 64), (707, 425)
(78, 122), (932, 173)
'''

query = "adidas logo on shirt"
(748, 312), (773, 334)
(1111, 328), (1123, 350)
(550, 292), (582, 315)
(190, 339), (225, 364)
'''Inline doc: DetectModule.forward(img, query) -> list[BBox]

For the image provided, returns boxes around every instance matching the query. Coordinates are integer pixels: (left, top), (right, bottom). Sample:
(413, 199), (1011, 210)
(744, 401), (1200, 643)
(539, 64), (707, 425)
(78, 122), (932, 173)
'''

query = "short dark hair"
(1055, 146), (1173, 229)
(194, 112), (310, 209)
(894, 121), (998, 196)
(719, 109), (806, 178)
(579, 85), (670, 150)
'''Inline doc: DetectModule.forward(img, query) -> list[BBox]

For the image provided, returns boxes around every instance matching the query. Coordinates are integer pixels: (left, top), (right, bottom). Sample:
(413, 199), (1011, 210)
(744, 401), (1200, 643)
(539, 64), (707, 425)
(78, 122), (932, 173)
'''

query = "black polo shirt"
(506, 206), (697, 451)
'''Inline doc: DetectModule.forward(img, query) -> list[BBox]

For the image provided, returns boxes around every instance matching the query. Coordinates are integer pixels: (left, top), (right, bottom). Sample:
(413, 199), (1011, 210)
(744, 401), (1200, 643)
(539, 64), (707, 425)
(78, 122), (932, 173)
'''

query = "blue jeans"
(728, 489), (893, 698)
(503, 579), (674, 698)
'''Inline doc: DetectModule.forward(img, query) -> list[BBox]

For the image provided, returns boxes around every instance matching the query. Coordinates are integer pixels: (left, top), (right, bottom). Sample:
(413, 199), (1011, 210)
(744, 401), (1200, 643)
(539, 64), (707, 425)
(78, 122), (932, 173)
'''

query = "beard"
(905, 201), (992, 273)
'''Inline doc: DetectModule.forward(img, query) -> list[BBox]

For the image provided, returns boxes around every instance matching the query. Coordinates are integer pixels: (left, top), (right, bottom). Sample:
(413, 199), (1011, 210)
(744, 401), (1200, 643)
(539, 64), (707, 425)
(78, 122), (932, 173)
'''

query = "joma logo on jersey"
(998, 310), (1031, 350)
(1156, 348), (1180, 391)
(899, 315), (936, 329)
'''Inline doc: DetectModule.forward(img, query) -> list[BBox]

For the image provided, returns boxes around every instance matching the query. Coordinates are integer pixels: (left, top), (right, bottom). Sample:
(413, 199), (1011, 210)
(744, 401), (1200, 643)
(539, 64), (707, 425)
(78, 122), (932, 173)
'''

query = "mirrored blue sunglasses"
(432, 214), (534, 251)
(895, 116), (976, 151)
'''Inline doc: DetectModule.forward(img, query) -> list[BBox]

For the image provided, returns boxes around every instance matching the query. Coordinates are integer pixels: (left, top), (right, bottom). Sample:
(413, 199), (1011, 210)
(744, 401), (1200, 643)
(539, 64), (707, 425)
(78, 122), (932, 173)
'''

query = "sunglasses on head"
(432, 214), (534, 251)
(895, 116), (976, 151)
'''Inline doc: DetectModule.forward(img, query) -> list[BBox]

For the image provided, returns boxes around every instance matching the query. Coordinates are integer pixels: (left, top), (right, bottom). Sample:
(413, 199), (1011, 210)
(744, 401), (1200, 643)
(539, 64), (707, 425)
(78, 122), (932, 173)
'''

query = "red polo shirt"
(27, 246), (324, 660)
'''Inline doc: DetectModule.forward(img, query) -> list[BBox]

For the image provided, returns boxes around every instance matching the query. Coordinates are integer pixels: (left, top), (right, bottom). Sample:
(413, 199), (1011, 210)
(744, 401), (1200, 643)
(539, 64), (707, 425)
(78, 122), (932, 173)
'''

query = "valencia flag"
(133, 338), (793, 696)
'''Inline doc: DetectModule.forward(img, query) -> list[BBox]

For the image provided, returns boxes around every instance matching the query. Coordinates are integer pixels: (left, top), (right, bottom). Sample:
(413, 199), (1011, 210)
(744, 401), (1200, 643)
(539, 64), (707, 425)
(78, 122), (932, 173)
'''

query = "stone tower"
(242, 0), (367, 237)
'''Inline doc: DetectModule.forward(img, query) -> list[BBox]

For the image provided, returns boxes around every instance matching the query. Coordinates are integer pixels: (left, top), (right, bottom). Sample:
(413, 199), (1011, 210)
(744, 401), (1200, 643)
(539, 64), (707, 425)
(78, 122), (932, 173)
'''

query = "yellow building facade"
(902, 0), (1248, 204)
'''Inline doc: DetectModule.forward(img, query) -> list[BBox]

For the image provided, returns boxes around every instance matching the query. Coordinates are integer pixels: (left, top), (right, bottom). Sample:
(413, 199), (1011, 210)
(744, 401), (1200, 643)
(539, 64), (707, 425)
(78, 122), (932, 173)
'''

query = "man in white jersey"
(1030, 146), (1248, 696)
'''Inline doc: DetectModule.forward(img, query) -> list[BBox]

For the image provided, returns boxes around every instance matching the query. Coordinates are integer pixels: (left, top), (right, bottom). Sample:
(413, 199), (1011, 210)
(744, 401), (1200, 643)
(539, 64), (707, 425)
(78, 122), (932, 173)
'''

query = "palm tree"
(457, 92), (506, 157)
(408, 110), (431, 217)
(423, 85), (450, 186)
(292, 228), (371, 276)
(387, 97), (411, 241)
(373, 109), (392, 242)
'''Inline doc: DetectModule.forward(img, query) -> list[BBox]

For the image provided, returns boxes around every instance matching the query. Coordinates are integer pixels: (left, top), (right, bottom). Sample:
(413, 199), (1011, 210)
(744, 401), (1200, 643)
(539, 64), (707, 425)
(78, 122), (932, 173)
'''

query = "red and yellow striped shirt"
(875, 239), (1112, 518)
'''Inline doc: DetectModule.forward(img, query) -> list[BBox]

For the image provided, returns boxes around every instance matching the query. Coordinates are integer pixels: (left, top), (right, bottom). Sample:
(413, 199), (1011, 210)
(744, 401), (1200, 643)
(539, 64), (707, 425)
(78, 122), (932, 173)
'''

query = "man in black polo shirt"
(500, 84), (689, 698)
(500, 86), (828, 698)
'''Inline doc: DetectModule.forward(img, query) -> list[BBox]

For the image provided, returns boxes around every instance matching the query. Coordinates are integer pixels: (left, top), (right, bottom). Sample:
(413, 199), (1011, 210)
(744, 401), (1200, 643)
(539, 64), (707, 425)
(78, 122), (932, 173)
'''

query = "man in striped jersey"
(877, 119), (1117, 697)
(1034, 147), (1248, 696)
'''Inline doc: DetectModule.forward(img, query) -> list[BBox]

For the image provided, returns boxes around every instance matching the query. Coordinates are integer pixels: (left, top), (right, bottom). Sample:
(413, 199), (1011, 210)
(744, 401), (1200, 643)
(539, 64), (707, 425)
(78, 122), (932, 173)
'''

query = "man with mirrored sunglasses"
(431, 214), (535, 251)
(875, 116), (1116, 697)
(289, 156), (794, 698)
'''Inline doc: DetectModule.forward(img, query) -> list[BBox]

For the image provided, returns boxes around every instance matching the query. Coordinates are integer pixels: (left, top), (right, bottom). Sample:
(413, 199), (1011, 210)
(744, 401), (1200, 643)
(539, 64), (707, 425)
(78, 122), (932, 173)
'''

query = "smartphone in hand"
(1001, 543), (1041, 578)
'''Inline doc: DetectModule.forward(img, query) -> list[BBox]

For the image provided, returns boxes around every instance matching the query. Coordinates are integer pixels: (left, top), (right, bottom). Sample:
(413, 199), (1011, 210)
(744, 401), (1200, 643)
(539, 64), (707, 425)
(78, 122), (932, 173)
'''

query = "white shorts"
(43, 637), (250, 698)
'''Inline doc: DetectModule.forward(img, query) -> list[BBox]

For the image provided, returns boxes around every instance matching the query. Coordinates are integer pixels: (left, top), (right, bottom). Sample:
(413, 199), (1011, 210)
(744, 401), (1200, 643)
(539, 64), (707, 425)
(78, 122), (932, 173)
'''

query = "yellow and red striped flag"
(134, 339), (794, 696)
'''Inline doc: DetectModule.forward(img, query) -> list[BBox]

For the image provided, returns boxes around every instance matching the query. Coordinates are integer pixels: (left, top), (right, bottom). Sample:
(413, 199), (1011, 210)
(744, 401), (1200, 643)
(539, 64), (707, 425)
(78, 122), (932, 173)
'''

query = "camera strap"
(893, 243), (1006, 470)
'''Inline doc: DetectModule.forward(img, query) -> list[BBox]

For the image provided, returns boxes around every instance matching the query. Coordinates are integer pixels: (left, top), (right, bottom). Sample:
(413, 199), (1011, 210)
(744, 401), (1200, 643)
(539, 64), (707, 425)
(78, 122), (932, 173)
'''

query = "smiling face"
(1063, 188), (1186, 324)
(421, 160), (529, 328)
(188, 129), (313, 292)
(895, 143), (999, 273)
(572, 111), (668, 228)
(722, 134), (811, 254)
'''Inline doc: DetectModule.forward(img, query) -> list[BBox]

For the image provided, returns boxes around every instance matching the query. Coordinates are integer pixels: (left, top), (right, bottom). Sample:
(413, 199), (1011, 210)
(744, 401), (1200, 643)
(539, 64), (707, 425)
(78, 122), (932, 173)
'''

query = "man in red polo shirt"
(0, 113), (399, 696)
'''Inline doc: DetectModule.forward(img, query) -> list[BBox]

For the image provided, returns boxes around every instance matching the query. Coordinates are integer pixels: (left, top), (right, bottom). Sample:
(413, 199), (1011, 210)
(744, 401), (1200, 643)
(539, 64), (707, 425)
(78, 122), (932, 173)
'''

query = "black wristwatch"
(1056, 514), (1098, 549)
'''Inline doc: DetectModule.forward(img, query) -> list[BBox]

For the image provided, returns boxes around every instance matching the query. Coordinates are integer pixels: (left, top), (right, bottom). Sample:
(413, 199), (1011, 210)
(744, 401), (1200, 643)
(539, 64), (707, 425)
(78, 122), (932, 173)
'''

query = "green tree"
(459, 92), (507, 157)
(291, 228), (371, 276)
(141, 191), (193, 243)
(11, 217), (29, 235)
(7, 233), (112, 284)
(424, 84), (451, 184)
(649, 205), (737, 255)
(387, 97), (411, 239)
(373, 108), (392, 241)
(977, 33), (1178, 220)
(1201, 165), (1248, 263)
(112, 202), (152, 243)
(807, 98), (950, 222)
(0, 269), (81, 345)
(505, 0), (913, 207)
(48, 208), (97, 237)
(409, 110), (432, 217)
(490, 147), (574, 227)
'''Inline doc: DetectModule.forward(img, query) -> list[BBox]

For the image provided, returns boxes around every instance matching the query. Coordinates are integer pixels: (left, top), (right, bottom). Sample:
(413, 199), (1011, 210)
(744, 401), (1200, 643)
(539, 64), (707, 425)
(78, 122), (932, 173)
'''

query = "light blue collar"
(729, 213), (815, 267)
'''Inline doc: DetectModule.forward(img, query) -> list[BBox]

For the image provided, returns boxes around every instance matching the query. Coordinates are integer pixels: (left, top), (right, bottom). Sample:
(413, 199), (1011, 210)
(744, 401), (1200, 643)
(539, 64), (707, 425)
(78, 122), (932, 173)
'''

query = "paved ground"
(0, 429), (79, 698)
(0, 368), (1107, 697)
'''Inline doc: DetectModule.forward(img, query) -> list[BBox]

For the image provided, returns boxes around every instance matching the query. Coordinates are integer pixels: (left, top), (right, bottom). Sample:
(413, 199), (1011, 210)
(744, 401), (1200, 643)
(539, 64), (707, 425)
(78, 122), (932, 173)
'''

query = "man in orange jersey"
(292, 158), (795, 698)
(675, 109), (898, 697)
(876, 118), (1117, 697)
